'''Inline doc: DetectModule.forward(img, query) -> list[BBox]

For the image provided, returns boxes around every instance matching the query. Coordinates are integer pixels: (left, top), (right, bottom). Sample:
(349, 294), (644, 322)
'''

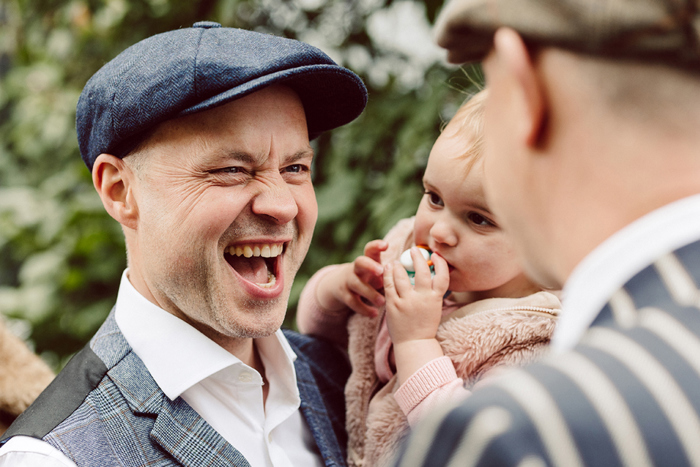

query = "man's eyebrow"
(285, 147), (315, 163)
(215, 151), (257, 165)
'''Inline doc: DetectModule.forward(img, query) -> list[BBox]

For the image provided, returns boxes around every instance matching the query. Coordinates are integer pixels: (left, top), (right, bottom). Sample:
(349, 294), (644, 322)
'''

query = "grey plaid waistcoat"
(393, 238), (700, 467)
(2, 311), (350, 466)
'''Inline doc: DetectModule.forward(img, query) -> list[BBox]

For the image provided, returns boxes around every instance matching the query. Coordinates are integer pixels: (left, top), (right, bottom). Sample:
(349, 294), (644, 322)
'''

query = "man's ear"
(92, 154), (139, 230)
(490, 28), (546, 147)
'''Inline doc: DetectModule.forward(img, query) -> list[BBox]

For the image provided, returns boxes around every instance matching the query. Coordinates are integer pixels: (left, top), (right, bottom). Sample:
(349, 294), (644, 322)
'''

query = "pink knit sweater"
(297, 217), (561, 467)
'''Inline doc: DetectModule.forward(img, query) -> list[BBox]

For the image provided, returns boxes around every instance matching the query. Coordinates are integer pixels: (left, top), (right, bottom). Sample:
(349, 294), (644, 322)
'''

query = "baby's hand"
(384, 248), (450, 385)
(383, 248), (450, 345)
(317, 239), (388, 317)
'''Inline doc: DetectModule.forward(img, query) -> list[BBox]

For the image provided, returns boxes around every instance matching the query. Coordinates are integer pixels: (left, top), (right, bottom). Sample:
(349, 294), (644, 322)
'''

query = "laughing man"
(0, 22), (367, 467)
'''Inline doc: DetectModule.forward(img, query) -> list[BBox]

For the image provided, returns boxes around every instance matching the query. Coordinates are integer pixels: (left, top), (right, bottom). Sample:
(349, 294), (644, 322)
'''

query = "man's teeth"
(259, 272), (276, 288)
(227, 243), (284, 258)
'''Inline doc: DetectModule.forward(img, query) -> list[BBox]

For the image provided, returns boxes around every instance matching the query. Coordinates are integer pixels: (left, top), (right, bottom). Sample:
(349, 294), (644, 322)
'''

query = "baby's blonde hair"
(442, 89), (488, 173)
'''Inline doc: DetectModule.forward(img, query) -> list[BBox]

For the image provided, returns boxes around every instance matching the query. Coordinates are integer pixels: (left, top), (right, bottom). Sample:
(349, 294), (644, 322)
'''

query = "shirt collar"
(553, 193), (700, 352)
(114, 270), (297, 400)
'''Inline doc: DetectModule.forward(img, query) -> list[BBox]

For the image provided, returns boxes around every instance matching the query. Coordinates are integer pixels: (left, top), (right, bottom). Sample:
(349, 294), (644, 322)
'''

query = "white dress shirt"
(0, 270), (323, 467)
(553, 193), (700, 352)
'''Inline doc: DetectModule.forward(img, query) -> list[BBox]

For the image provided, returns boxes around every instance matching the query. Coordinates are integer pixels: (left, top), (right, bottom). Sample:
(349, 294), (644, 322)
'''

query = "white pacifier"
(399, 246), (434, 285)
(399, 246), (451, 297)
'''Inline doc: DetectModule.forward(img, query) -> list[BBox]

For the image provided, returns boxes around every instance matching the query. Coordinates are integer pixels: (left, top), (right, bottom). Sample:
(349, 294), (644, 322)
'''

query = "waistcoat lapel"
(107, 342), (251, 466)
(150, 396), (251, 467)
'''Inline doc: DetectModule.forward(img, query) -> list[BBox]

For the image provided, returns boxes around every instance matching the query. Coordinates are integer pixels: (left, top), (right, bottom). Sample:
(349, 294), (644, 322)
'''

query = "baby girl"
(297, 90), (560, 467)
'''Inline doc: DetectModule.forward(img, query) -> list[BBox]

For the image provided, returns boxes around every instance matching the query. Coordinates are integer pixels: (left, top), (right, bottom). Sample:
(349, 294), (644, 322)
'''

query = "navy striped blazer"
(393, 239), (700, 467)
(1, 311), (351, 466)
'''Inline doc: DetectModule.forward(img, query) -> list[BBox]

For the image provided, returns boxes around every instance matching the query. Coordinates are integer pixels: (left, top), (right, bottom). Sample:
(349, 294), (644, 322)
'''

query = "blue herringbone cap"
(77, 21), (368, 170)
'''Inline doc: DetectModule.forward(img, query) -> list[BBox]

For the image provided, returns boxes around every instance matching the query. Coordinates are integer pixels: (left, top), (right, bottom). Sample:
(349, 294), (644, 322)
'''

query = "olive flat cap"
(435, 0), (700, 68)
(77, 22), (368, 170)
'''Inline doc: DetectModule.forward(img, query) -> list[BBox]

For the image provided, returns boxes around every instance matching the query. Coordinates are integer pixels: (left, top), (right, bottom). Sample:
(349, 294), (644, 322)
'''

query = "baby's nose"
(430, 221), (457, 247)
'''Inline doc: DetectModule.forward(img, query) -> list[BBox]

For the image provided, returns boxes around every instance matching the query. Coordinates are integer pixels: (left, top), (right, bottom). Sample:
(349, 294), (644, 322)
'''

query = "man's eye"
(467, 212), (494, 227)
(424, 190), (444, 207)
(219, 167), (242, 174)
(283, 164), (307, 174)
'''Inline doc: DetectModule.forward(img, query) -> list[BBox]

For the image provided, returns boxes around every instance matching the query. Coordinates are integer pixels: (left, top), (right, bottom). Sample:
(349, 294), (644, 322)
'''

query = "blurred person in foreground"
(393, 1), (700, 466)
(0, 21), (367, 467)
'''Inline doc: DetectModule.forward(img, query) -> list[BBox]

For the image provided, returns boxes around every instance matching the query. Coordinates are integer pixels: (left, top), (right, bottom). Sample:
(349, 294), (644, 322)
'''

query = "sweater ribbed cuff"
(394, 356), (458, 416)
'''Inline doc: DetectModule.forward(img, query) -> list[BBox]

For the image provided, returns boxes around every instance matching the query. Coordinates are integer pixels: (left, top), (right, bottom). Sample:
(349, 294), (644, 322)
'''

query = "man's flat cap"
(435, 0), (700, 67)
(77, 22), (368, 170)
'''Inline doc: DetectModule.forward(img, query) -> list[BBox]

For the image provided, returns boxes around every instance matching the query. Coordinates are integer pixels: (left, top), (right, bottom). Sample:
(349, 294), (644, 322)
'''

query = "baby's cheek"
(412, 227), (429, 246)
(412, 204), (432, 241)
(460, 261), (509, 290)
(447, 269), (470, 292)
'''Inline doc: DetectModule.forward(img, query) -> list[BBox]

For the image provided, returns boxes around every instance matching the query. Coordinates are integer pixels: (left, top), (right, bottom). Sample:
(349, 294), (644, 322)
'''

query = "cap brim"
(178, 64), (368, 139)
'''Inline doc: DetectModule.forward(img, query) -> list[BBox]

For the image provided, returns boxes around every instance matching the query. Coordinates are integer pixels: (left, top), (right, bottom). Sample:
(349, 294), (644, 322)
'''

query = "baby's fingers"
(391, 260), (413, 297)
(431, 253), (451, 294)
(364, 239), (388, 263)
(411, 247), (433, 289)
(345, 293), (380, 317)
(348, 275), (385, 307)
(383, 262), (411, 300)
(354, 256), (384, 290)
(383, 262), (398, 301)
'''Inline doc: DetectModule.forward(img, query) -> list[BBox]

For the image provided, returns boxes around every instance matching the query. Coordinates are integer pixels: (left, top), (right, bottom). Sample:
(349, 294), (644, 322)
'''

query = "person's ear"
(92, 154), (139, 230)
(490, 27), (546, 147)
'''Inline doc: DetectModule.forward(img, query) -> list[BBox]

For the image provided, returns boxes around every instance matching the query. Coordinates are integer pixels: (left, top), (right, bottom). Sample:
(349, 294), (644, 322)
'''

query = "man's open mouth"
(224, 243), (284, 288)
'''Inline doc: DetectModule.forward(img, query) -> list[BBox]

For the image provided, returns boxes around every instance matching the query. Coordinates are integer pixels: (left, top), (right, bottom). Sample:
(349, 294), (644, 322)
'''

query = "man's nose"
(250, 175), (298, 225)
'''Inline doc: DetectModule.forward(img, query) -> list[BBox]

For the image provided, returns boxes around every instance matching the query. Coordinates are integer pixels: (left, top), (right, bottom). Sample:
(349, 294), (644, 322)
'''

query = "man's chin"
(230, 320), (285, 340)
(222, 303), (287, 338)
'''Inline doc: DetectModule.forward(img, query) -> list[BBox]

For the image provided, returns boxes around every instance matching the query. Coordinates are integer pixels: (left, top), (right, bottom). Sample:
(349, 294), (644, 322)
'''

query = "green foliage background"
(0, 0), (481, 370)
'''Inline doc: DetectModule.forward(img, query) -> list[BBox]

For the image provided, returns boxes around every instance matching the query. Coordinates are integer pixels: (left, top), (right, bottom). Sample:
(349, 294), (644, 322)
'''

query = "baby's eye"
(467, 212), (495, 227)
(424, 190), (444, 207)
